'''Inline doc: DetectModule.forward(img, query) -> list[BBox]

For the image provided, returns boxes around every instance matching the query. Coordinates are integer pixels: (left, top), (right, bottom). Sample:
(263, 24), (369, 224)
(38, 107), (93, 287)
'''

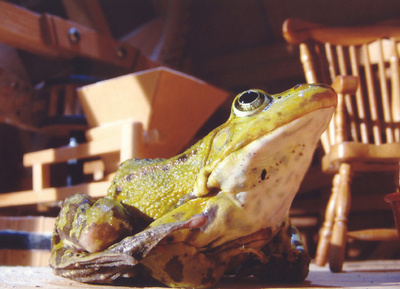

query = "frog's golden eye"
(233, 90), (271, 117)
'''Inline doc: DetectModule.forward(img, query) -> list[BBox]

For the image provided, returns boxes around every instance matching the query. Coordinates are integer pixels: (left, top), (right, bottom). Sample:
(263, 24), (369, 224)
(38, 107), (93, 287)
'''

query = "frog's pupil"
(239, 91), (259, 105)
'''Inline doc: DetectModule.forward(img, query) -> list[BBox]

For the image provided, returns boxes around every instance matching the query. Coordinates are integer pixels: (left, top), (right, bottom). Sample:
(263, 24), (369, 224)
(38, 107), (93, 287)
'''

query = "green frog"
(50, 84), (336, 288)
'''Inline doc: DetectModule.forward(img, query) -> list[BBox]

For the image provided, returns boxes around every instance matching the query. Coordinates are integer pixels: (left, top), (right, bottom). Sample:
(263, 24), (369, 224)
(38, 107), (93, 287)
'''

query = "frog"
(50, 83), (337, 288)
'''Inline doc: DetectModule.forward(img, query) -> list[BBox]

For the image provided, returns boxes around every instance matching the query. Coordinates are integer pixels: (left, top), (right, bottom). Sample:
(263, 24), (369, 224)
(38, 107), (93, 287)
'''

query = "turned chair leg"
(329, 162), (352, 272)
(315, 173), (341, 266)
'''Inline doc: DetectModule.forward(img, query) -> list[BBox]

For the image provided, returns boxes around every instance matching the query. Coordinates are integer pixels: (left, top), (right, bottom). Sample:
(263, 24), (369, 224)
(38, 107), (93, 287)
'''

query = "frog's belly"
(195, 107), (334, 248)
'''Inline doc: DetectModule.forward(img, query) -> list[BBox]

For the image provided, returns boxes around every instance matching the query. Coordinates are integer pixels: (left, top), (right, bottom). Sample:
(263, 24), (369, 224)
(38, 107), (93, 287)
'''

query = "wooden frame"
(0, 121), (158, 207)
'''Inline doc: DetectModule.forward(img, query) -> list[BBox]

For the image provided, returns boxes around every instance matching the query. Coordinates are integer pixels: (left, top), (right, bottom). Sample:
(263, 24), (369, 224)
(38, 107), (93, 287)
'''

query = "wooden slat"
(349, 45), (369, 144)
(324, 43), (337, 147)
(338, 46), (358, 142)
(376, 39), (394, 143)
(299, 43), (317, 83)
(299, 42), (332, 153)
(0, 181), (111, 207)
(362, 44), (382, 145)
(391, 39), (400, 142)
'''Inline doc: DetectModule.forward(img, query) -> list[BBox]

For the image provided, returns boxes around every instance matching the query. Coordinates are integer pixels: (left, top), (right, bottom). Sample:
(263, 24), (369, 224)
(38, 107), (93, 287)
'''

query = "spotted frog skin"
(50, 84), (336, 288)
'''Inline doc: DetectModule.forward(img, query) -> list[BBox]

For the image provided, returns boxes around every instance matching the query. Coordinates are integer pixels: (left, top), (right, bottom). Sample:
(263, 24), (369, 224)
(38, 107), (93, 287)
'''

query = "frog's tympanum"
(50, 84), (336, 288)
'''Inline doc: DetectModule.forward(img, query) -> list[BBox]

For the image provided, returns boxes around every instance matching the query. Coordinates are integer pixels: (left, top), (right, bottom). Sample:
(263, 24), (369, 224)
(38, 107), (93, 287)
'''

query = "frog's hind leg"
(252, 221), (311, 283)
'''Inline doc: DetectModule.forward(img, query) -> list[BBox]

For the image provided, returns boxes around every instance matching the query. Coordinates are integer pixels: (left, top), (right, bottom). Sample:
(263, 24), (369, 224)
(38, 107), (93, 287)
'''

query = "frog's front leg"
(252, 221), (311, 283)
(54, 193), (134, 253)
(50, 193), (141, 283)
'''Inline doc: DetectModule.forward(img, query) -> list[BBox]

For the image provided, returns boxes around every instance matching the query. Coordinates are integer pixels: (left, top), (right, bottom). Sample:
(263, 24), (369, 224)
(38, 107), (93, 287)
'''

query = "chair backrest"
(283, 19), (400, 153)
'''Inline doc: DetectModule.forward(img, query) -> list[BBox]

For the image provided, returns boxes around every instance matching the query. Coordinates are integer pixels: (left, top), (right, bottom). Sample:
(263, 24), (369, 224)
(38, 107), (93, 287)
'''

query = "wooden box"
(78, 67), (229, 158)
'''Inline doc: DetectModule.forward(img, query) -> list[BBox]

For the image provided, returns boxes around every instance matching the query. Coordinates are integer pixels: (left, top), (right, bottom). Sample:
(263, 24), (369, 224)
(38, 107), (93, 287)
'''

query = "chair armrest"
(331, 75), (358, 95)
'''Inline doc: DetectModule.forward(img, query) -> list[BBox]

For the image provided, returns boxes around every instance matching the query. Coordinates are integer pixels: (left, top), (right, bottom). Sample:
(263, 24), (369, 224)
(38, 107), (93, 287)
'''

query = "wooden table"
(0, 260), (399, 288)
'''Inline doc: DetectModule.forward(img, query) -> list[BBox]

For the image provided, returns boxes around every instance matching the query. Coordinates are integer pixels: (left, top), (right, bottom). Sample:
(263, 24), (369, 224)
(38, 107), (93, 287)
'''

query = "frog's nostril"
(310, 83), (331, 89)
(294, 84), (302, 90)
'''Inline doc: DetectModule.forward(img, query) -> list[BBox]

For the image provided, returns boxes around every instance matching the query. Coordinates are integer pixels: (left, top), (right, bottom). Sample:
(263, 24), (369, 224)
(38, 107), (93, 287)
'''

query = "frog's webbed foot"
(50, 233), (140, 283)
(248, 223), (311, 283)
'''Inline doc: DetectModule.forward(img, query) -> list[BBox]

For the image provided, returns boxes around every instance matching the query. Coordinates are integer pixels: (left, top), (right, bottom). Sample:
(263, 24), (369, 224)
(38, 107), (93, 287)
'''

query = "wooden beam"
(0, 2), (63, 58)
(0, 1), (159, 70)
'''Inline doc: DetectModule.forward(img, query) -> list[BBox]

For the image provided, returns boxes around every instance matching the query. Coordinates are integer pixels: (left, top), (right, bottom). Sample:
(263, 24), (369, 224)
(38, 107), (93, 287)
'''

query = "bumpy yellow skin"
(50, 84), (337, 288)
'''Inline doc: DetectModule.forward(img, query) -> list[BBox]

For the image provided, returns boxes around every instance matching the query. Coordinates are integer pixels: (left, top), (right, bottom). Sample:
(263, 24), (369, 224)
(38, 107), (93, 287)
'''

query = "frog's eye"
(233, 90), (271, 117)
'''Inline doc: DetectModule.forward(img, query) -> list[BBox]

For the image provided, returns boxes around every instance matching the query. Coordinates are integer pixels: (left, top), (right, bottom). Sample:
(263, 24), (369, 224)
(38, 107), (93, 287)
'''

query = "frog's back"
(106, 148), (204, 219)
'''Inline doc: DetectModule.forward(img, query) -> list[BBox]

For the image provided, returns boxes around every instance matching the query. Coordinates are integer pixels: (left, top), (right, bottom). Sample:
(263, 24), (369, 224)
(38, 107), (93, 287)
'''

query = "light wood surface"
(0, 260), (399, 288)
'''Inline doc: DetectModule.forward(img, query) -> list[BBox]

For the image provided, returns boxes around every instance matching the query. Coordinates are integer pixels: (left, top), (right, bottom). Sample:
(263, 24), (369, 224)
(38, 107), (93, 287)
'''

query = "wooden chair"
(283, 18), (400, 272)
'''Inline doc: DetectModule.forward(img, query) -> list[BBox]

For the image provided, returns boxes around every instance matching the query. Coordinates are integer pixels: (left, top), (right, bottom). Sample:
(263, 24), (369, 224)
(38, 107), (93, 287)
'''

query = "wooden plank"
(0, 181), (111, 207)
(23, 137), (122, 166)
(0, 260), (399, 288)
